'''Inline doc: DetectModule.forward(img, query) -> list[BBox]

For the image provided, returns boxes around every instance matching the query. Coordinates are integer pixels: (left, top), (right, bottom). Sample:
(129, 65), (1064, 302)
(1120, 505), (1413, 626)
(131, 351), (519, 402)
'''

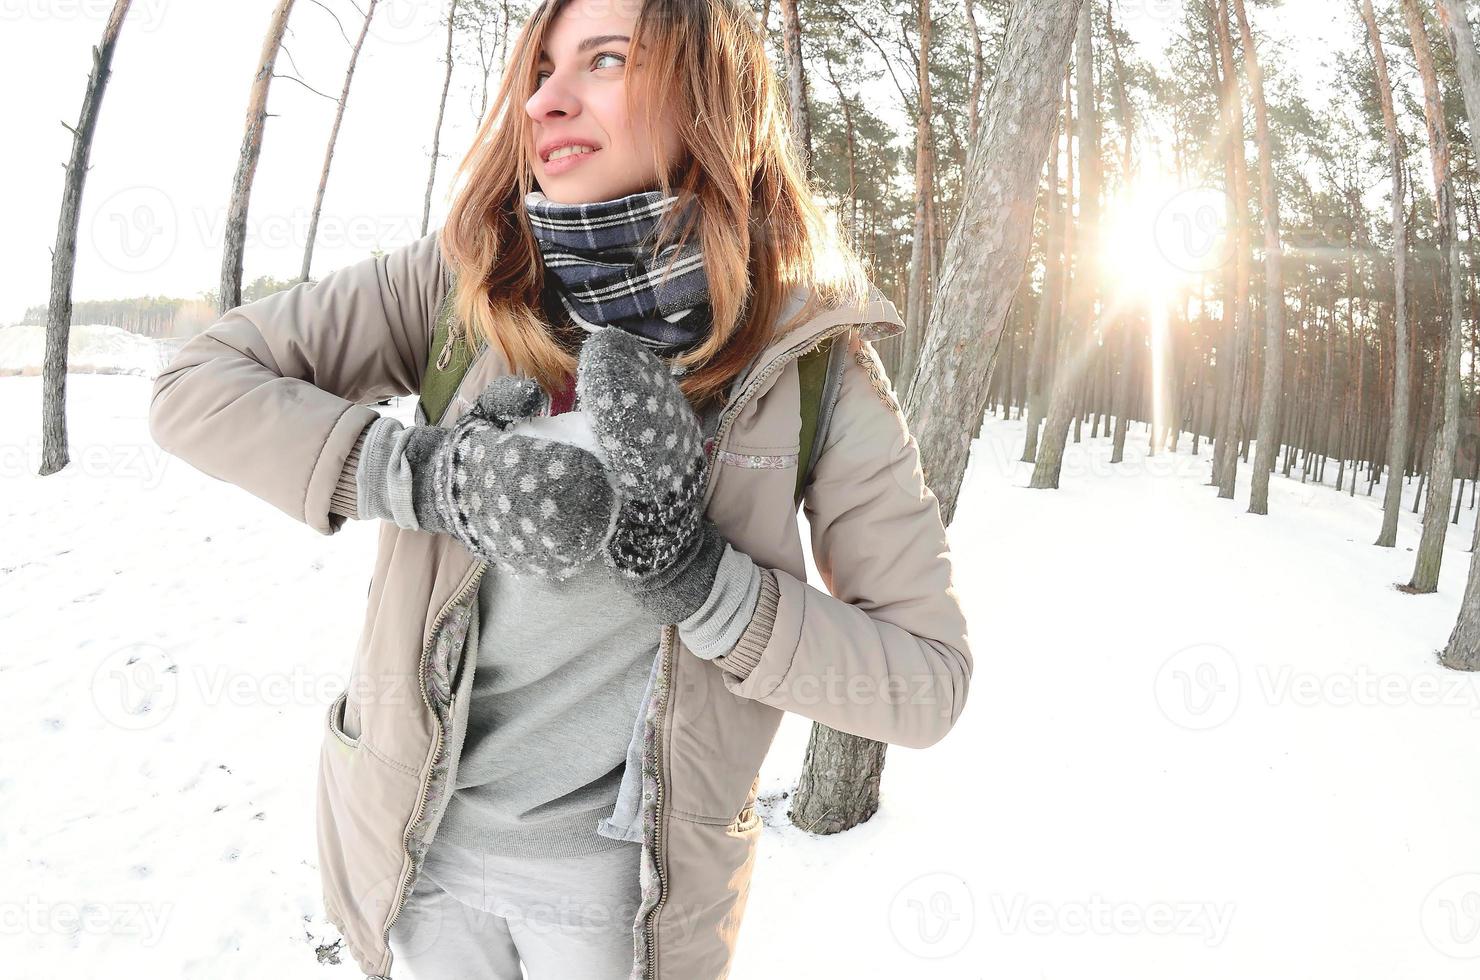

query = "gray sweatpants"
(387, 835), (642, 979)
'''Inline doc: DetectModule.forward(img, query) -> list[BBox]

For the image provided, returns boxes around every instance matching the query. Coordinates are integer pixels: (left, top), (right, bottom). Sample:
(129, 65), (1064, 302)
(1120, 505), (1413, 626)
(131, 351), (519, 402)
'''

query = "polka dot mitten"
(575, 326), (728, 623)
(401, 374), (620, 580)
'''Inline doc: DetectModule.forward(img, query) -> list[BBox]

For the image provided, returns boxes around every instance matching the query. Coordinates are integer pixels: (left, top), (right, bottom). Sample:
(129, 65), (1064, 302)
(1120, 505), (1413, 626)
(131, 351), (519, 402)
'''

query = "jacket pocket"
(327, 689), (360, 748)
(669, 643), (785, 823)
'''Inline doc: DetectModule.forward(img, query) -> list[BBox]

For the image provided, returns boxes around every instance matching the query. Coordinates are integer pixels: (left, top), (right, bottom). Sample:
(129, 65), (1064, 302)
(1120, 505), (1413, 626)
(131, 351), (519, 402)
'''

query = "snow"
(506, 409), (607, 464)
(4, 366), (1479, 979)
(0, 323), (173, 378)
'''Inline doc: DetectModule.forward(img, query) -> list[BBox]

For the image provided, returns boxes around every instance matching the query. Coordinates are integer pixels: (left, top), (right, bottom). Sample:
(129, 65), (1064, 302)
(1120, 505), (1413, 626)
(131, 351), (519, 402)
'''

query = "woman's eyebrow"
(537, 33), (631, 62)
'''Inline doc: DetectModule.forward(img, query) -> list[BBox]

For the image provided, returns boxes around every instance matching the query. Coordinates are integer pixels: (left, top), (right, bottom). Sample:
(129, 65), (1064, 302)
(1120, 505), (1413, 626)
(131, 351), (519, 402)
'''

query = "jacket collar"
(731, 281), (905, 396)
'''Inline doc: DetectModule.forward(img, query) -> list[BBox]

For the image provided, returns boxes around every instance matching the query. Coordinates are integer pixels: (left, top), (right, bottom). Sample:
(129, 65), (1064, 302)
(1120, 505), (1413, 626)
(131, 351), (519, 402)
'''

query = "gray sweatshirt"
(351, 398), (764, 856)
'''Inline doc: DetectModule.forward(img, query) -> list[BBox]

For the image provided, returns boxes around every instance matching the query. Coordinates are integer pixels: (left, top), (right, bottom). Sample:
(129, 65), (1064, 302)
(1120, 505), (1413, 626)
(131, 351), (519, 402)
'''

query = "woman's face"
(525, 0), (682, 204)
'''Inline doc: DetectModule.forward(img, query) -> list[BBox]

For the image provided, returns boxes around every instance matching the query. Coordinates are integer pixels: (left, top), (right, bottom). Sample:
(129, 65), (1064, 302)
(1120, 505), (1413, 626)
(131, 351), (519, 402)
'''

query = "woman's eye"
(534, 52), (622, 86)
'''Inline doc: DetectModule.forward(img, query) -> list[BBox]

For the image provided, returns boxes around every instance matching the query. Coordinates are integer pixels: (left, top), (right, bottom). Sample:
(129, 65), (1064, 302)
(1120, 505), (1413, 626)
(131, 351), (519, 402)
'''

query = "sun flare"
(1098, 175), (1230, 307)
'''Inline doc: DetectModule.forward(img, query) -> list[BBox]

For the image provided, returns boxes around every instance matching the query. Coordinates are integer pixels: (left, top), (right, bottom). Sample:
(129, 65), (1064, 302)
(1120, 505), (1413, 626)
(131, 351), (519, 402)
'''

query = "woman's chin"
(537, 173), (653, 206)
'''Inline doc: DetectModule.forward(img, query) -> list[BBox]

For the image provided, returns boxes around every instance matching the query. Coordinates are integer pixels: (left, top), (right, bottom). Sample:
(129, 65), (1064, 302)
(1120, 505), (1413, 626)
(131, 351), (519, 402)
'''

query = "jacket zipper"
(643, 623), (675, 979)
(641, 316), (861, 979)
(378, 554), (488, 971)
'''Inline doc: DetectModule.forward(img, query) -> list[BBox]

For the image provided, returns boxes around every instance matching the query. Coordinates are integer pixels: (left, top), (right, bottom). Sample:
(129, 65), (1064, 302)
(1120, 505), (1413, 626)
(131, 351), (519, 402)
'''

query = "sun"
(1094, 165), (1229, 449)
(1098, 172), (1230, 306)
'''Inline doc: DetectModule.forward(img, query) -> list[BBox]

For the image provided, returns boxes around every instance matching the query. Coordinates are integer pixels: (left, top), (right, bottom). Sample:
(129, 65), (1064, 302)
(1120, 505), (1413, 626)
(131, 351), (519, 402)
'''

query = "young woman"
(148, 0), (972, 977)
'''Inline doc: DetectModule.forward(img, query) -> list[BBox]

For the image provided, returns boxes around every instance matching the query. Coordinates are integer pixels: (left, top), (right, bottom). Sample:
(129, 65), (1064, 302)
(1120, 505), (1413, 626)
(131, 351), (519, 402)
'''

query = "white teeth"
(547, 144), (596, 161)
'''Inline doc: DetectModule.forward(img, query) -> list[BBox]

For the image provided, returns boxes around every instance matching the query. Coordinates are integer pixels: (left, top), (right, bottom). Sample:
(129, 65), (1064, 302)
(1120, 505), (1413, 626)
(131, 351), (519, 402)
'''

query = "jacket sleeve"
(711, 330), (973, 750)
(148, 230), (449, 535)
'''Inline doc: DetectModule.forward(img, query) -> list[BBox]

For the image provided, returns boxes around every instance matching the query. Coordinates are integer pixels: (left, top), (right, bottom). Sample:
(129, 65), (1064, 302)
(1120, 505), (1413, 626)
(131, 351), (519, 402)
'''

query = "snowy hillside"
(3, 371), (1480, 978)
(0, 323), (173, 378)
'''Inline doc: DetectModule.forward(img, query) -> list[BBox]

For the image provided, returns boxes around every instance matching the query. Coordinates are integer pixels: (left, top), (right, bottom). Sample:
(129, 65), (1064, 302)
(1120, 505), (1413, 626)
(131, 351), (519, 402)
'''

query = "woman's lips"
(543, 146), (600, 176)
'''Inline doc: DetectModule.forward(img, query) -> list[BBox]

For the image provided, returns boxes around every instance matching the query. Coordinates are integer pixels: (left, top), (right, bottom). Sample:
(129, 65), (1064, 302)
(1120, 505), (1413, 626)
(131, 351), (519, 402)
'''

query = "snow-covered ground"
(0, 323), (173, 378)
(4, 360), (1480, 979)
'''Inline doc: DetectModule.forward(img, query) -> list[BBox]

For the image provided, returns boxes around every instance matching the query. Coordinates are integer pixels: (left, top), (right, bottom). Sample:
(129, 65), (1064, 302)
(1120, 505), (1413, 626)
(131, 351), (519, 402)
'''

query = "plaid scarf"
(524, 188), (712, 363)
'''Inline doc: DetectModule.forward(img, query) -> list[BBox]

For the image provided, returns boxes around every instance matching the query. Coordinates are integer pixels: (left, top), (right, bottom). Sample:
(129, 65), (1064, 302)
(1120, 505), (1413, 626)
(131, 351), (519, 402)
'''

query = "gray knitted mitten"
(576, 326), (727, 622)
(404, 375), (619, 580)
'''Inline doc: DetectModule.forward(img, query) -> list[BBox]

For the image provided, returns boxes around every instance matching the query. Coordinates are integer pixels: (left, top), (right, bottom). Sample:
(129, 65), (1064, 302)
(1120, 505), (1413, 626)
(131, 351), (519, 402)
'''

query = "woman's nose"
(526, 74), (580, 122)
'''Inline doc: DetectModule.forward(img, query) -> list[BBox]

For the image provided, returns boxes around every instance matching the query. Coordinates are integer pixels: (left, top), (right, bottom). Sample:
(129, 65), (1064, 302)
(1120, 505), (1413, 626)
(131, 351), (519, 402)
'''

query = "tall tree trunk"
(1109, 322), (1135, 462)
(965, 0), (986, 146)
(423, 0), (460, 237)
(793, 0), (1085, 837)
(301, 0), (380, 283)
(1401, 0), (1464, 594)
(1436, 0), (1480, 167)
(220, 0), (297, 313)
(901, 0), (937, 408)
(821, 54), (861, 253)
(791, 735), (887, 834)
(1107, 0), (1136, 465)
(1030, 0), (1098, 489)
(40, 0), (133, 478)
(912, 0), (1086, 521)
(1212, 0), (1252, 500)
(1023, 92), (1067, 463)
(1204, 29), (1232, 476)
(1364, 0), (1411, 548)
(1236, 0), (1286, 515)
(778, 0), (812, 171)
(1436, 0), (1480, 662)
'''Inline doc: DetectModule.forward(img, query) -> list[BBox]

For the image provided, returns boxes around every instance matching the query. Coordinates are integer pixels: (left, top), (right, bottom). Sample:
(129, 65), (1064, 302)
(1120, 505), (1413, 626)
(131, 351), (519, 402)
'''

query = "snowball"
(504, 409), (608, 466)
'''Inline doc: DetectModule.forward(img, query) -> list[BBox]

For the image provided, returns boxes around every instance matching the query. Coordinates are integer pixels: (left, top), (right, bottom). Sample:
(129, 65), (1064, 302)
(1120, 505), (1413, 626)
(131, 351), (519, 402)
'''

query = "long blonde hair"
(438, 0), (869, 410)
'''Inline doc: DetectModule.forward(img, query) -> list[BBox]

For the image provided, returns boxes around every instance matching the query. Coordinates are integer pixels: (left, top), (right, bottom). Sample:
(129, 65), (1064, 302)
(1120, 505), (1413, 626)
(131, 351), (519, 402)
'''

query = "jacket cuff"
(676, 541), (763, 658)
(355, 415), (427, 530)
(327, 422), (372, 520)
(711, 566), (780, 681)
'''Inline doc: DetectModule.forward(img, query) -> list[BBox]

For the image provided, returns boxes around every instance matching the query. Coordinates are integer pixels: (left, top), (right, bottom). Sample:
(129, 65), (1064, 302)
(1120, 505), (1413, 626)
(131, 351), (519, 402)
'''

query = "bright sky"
(1, 0), (485, 325)
(1, 0), (1361, 327)
(1119, 0), (1353, 100)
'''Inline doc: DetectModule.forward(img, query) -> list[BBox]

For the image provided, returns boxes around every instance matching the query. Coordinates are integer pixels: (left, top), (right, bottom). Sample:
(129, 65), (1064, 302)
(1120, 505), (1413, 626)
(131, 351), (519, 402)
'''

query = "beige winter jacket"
(148, 228), (973, 979)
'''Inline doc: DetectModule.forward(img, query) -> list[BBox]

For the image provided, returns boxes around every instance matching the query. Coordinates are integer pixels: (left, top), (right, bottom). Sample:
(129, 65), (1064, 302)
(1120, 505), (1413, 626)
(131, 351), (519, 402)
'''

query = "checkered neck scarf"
(524, 188), (713, 365)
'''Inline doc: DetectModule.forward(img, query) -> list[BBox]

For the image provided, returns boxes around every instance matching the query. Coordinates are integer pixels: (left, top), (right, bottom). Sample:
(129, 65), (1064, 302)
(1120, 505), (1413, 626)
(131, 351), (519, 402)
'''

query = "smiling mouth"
(545, 145), (600, 162)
